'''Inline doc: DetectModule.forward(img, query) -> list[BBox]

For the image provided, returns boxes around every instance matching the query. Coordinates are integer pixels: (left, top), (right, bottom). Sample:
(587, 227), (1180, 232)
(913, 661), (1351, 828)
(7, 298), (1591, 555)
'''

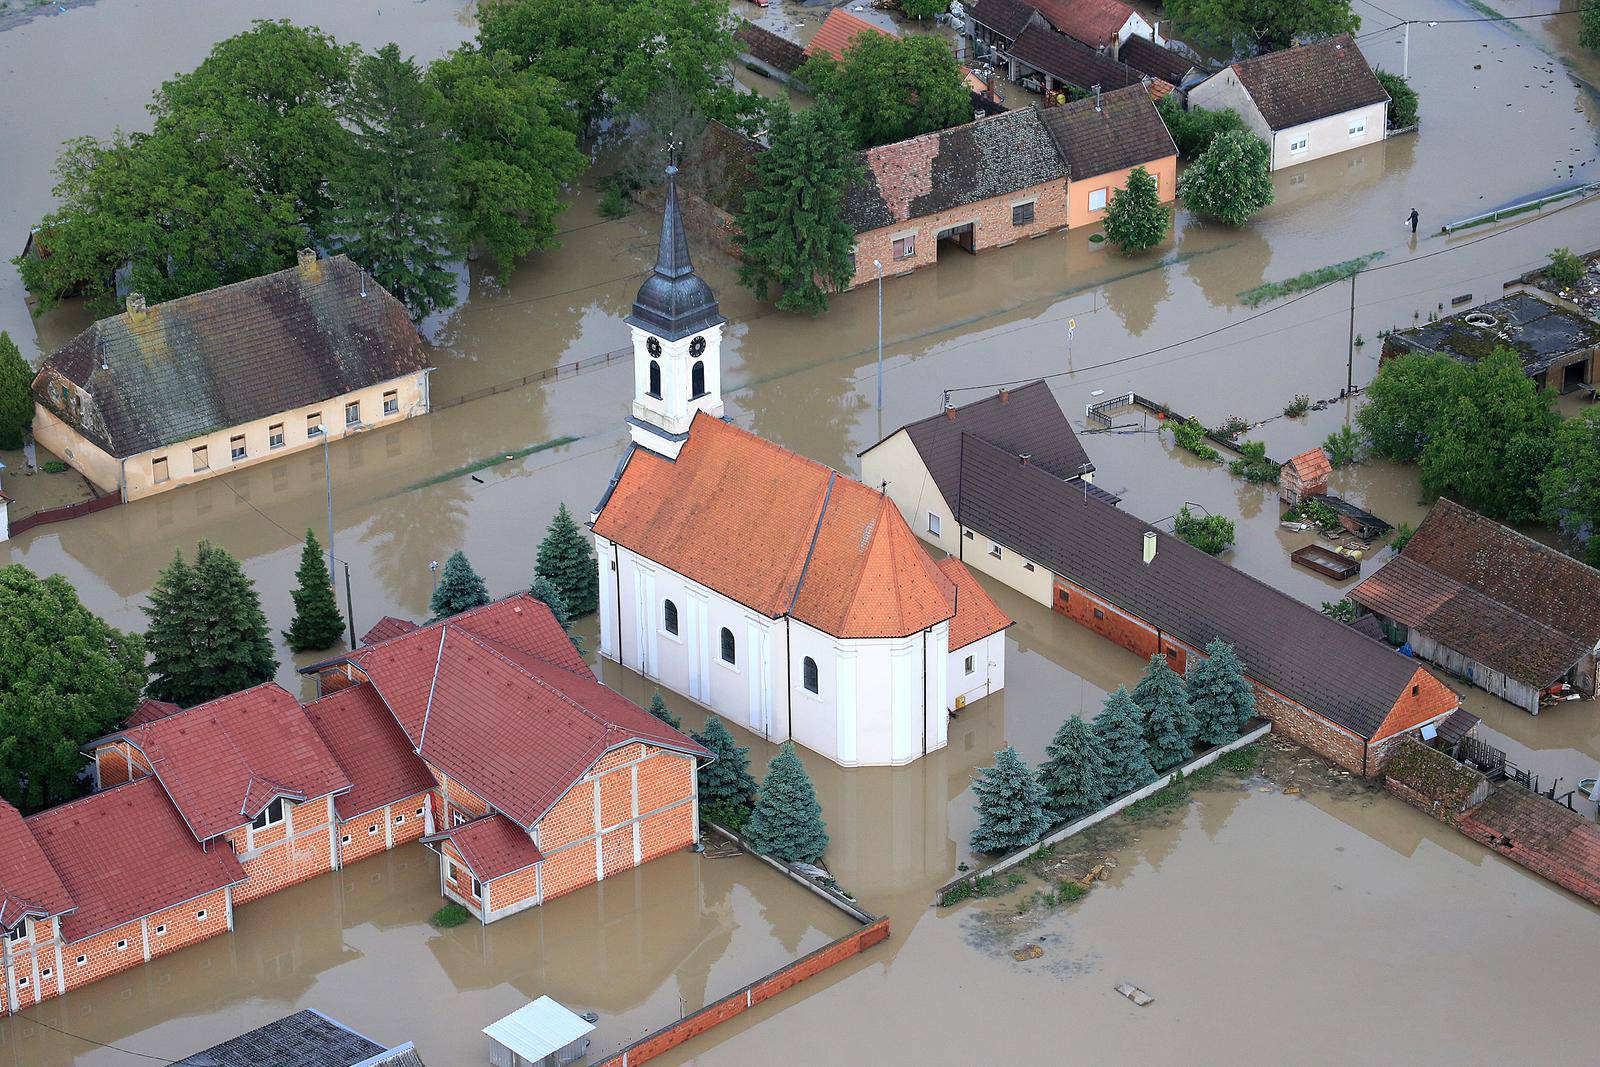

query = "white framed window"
(196, 909), (208, 921)
(1011, 200), (1035, 226)
(75, 955), (87, 967)
(40, 967), (52, 980)
(368, 824), (379, 836)
(720, 627), (737, 666)
(1087, 187), (1108, 212)
(268, 423), (285, 449)
(251, 796), (288, 830)
(470, 876), (482, 900)
(415, 807), (425, 817)
(452, 811), (467, 828)
(154, 924), (167, 937)
(345, 400), (361, 426)
(802, 656), (820, 694)
(383, 390), (399, 416)
(116, 939), (129, 952)
(1289, 134), (1309, 153)
(892, 233), (916, 260)
(17, 976), (27, 989)
(989, 541), (1002, 560)
(4, 922), (25, 943)
(1347, 118), (1366, 137)
(341, 834), (352, 845)
(230, 435), (247, 461)
(307, 413), (324, 437)
(964, 655), (975, 675)
(663, 599), (680, 636)
(927, 512), (942, 536)
(396, 813), (405, 824)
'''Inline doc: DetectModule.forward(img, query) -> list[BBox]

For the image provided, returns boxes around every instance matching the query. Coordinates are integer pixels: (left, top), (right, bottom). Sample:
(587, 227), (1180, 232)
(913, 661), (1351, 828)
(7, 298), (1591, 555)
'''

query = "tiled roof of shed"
(734, 19), (807, 74)
(1008, 23), (1143, 94)
(1037, 83), (1177, 180)
(841, 109), (1065, 232)
(1228, 34), (1388, 130)
(935, 557), (1013, 648)
(36, 255), (428, 458)
(26, 777), (245, 943)
(1031, 0), (1134, 47)
(1119, 34), (1195, 85)
(966, 0), (1040, 41)
(425, 814), (544, 882)
(803, 8), (893, 59)
(361, 616), (419, 646)
(125, 697), (184, 727)
(0, 799), (74, 932)
(1285, 447), (1332, 484)
(303, 683), (437, 823)
(175, 1008), (395, 1067)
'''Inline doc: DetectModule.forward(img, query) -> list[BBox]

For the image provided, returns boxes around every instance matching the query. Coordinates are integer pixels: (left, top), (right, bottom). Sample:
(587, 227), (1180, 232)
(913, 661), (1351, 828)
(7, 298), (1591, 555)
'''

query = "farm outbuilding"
(484, 997), (594, 1067)
(1280, 447), (1331, 504)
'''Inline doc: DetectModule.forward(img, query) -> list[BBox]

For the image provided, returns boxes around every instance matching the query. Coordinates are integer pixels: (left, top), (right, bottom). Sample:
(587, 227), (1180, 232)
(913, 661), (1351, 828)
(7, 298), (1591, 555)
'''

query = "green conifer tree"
(0, 331), (34, 451)
(1186, 639), (1256, 747)
(970, 746), (1051, 854)
(691, 714), (758, 808)
(1132, 653), (1199, 770)
(430, 550), (491, 620)
(1037, 715), (1113, 823)
(743, 742), (829, 864)
(534, 503), (598, 616)
(529, 574), (583, 655)
(647, 690), (681, 730)
(144, 541), (277, 707)
(284, 529), (345, 652)
(1092, 686), (1157, 797)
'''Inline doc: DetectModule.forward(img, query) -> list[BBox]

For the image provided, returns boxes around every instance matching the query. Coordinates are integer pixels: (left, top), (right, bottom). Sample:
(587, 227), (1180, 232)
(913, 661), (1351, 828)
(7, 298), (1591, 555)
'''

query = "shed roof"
(35, 255), (428, 459)
(1037, 83), (1177, 179)
(483, 997), (595, 1061)
(303, 683), (437, 823)
(1227, 34), (1388, 130)
(1008, 23), (1144, 94)
(361, 616), (419, 646)
(804, 8), (894, 59)
(734, 19), (807, 74)
(175, 1009), (400, 1067)
(1119, 34), (1195, 85)
(424, 814), (544, 881)
(965, 0), (1041, 41)
(1386, 291), (1600, 377)
(0, 799), (74, 932)
(1285, 447), (1332, 484)
(1031, 0), (1135, 47)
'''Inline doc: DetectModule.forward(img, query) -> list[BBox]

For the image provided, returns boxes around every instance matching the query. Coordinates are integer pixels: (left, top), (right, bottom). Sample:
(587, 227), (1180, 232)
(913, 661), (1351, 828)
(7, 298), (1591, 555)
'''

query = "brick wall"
(338, 793), (431, 866)
(485, 863), (541, 920)
(232, 796), (337, 904)
(1051, 576), (1195, 670)
(540, 839), (598, 899)
(57, 888), (231, 998)
(443, 776), (489, 826)
(440, 841), (483, 916)
(93, 742), (151, 789)
(1252, 686), (1367, 774)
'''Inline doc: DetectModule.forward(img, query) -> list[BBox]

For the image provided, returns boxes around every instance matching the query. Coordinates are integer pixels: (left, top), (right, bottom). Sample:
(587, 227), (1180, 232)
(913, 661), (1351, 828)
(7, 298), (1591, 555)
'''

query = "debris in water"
(1284, 786), (1302, 796)
(1083, 864), (1107, 885)
(1014, 943), (1044, 961)
(1116, 982), (1154, 1006)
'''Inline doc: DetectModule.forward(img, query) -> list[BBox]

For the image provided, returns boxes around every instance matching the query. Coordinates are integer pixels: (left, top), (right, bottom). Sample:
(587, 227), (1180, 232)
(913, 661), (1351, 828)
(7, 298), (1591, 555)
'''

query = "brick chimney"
(998, 387), (1009, 404)
(124, 292), (148, 323)
(1142, 530), (1157, 565)
(297, 247), (322, 281)
(944, 404), (957, 421)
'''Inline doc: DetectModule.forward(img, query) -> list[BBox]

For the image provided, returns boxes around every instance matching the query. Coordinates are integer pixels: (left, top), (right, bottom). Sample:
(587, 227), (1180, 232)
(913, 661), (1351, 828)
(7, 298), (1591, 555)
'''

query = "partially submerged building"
(1381, 291), (1600, 394)
(174, 1009), (423, 1066)
(1038, 84), (1177, 228)
(863, 382), (1460, 776)
(1351, 499), (1600, 714)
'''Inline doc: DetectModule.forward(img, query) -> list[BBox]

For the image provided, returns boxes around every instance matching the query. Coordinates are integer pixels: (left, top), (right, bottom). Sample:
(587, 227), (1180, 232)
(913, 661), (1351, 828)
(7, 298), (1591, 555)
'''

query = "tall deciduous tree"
(145, 542), (277, 707)
(970, 746), (1050, 854)
(430, 550), (491, 619)
(798, 33), (972, 150)
(284, 529), (344, 652)
(1093, 686), (1157, 797)
(1133, 654), (1198, 769)
(1164, 0), (1358, 53)
(744, 742), (829, 863)
(1102, 166), (1169, 253)
(1541, 407), (1600, 566)
(1177, 130), (1274, 227)
(1187, 639), (1254, 747)
(0, 332), (33, 450)
(1375, 70), (1418, 130)
(0, 565), (146, 810)
(1037, 715), (1113, 823)
(328, 44), (457, 321)
(427, 46), (585, 276)
(736, 97), (864, 315)
(692, 715), (758, 807)
(1356, 352), (1467, 462)
(534, 503), (598, 616)
(1581, 0), (1600, 50)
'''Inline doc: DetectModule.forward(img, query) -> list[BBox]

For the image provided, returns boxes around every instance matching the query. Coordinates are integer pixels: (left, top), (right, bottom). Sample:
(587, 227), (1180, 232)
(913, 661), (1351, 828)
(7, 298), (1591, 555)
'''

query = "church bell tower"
(625, 167), (726, 460)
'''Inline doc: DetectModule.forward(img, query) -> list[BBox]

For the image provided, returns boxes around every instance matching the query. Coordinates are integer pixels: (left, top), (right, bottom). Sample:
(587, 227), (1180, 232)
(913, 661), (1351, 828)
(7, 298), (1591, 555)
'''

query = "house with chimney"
(31, 251), (432, 502)
(862, 382), (1461, 777)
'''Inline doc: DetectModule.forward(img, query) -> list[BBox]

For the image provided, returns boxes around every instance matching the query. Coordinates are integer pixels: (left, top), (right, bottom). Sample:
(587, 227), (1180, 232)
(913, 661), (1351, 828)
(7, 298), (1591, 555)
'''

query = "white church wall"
(949, 630), (1006, 712)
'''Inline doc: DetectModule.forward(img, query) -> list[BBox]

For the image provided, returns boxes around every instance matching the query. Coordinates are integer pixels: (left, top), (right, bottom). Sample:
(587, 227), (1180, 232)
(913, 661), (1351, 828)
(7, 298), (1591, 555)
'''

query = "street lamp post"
(314, 424), (334, 583)
(873, 259), (884, 416)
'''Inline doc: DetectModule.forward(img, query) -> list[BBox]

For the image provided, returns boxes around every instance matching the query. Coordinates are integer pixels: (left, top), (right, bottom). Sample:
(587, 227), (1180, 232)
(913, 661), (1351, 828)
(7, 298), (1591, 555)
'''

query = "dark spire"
(626, 166), (725, 342)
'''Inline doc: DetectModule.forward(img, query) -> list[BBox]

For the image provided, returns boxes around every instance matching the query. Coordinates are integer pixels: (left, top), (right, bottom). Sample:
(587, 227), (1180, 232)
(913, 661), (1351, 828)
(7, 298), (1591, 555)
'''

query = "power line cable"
(14, 1014), (176, 1063)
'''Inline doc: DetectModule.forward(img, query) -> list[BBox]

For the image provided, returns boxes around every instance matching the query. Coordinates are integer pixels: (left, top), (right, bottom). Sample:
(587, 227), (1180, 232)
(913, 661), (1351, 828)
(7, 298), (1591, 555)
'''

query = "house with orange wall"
(1038, 85), (1177, 229)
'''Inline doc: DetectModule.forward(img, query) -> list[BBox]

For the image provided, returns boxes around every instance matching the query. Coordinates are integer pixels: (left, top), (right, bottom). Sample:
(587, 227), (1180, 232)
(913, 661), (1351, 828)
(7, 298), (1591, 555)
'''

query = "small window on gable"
(964, 530), (974, 540)
(664, 599), (679, 636)
(720, 627), (736, 665)
(927, 512), (942, 536)
(251, 796), (287, 830)
(1093, 607), (1105, 620)
(803, 656), (819, 694)
(5, 922), (24, 943)
(1412, 684), (1419, 696)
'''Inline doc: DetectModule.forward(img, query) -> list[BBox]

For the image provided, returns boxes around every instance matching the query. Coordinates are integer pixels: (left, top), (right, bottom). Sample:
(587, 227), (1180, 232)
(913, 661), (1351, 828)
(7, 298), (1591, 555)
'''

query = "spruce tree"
(327, 43), (457, 321)
(1093, 686), (1157, 798)
(529, 574), (583, 655)
(534, 503), (598, 616)
(284, 529), (345, 652)
(1101, 166), (1168, 254)
(430, 550), (491, 620)
(692, 715), (758, 809)
(144, 541), (276, 707)
(743, 742), (829, 864)
(647, 690), (681, 730)
(0, 331), (33, 451)
(1187, 639), (1256, 747)
(969, 746), (1050, 854)
(1037, 715), (1113, 824)
(1132, 654), (1199, 771)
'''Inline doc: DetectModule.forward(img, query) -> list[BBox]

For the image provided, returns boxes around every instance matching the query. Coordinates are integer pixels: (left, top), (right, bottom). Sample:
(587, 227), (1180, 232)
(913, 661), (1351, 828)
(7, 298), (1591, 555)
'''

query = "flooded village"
(3, 0), (1600, 1063)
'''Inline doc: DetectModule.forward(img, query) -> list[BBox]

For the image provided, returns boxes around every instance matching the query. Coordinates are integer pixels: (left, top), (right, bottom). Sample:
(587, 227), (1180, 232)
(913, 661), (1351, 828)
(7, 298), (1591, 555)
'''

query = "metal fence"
(9, 489), (121, 538)
(431, 346), (630, 412)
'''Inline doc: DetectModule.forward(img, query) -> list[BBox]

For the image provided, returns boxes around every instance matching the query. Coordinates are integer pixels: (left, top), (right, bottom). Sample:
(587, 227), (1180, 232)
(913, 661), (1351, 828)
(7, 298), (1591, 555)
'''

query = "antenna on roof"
(99, 339), (109, 371)
(359, 268), (368, 298)
(1093, 83), (1102, 111)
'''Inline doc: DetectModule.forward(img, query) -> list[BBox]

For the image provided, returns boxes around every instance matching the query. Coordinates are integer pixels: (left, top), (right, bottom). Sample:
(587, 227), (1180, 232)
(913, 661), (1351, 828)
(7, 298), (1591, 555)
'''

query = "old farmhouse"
(1351, 499), (1600, 714)
(1381, 291), (1600, 395)
(592, 178), (1010, 767)
(862, 382), (1461, 776)
(31, 252), (432, 502)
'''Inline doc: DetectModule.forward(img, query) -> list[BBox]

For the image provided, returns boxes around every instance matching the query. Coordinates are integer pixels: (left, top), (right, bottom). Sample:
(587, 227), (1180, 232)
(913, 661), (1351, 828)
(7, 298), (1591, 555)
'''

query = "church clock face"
(689, 336), (706, 358)
(647, 337), (662, 357)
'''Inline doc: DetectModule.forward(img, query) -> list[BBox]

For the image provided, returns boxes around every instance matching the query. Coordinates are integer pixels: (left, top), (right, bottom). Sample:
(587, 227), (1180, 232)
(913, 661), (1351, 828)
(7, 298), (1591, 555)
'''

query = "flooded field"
(4, 0), (1600, 1060)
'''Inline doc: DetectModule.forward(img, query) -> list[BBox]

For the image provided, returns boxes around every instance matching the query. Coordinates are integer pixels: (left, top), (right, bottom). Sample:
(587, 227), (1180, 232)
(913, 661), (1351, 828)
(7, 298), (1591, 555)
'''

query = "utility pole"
(1347, 269), (1358, 396)
(1403, 21), (1410, 78)
(317, 423), (335, 584)
(343, 561), (357, 649)
(874, 259), (885, 440)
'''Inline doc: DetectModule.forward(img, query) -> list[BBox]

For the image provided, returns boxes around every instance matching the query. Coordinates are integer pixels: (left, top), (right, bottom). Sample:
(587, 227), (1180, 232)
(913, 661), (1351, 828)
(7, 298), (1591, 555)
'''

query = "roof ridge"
(23, 775), (161, 824)
(786, 471), (838, 616)
(415, 628), (449, 752)
(71, 254), (357, 335)
(1431, 498), (1600, 575)
(125, 680), (287, 734)
(451, 626), (612, 734)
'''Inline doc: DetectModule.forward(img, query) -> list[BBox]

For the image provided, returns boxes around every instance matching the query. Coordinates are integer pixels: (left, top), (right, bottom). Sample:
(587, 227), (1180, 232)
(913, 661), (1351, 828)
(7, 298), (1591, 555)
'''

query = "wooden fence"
(9, 489), (121, 538)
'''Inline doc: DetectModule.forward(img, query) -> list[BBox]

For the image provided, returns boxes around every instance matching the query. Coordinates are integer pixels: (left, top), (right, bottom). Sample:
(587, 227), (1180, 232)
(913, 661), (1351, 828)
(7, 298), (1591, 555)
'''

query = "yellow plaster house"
(31, 252), (432, 502)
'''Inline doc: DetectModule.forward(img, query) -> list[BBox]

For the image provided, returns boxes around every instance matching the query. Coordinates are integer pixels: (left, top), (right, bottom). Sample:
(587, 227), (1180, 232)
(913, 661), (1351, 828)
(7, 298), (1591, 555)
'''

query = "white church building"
(590, 173), (1010, 767)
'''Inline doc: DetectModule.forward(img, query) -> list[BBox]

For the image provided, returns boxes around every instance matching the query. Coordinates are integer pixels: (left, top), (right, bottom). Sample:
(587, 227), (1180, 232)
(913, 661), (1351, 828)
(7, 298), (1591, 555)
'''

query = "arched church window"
(664, 599), (679, 636)
(803, 657), (819, 694)
(648, 359), (662, 399)
(691, 360), (706, 400)
(720, 627), (736, 665)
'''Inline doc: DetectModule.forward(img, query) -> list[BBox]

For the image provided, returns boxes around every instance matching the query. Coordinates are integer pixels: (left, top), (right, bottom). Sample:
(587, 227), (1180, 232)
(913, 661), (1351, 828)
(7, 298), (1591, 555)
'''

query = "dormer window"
(648, 359), (662, 399)
(5, 921), (26, 943)
(251, 796), (289, 830)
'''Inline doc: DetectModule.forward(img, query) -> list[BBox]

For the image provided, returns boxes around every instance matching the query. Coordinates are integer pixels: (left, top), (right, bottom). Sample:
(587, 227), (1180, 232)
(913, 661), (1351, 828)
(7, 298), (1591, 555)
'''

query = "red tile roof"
(803, 8), (893, 59)
(26, 778), (245, 943)
(423, 815), (543, 882)
(361, 616), (418, 646)
(304, 684), (437, 822)
(1031, 0), (1134, 47)
(935, 558), (1013, 648)
(595, 413), (957, 638)
(351, 594), (709, 830)
(115, 683), (351, 842)
(0, 800), (74, 932)
(1285, 447), (1332, 484)
(125, 698), (183, 728)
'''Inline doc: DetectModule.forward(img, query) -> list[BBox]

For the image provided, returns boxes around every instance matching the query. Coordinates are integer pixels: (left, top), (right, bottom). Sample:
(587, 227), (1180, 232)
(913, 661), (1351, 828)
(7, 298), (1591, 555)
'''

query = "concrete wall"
(1268, 100), (1387, 171)
(1067, 155), (1178, 229)
(949, 629), (1006, 711)
(860, 429), (960, 556)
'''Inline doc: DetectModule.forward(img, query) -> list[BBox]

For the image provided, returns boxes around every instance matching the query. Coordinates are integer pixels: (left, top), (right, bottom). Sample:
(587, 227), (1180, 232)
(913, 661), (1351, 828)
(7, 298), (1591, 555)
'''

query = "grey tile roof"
(1119, 34), (1195, 85)
(1038, 83), (1177, 179)
(1229, 34), (1388, 130)
(36, 255), (428, 459)
(841, 109), (1066, 232)
(733, 19), (806, 75)
(176, 1010), (411, 1067)
(1009, 23), (1144, 93)
(966, 0), (1041, 41)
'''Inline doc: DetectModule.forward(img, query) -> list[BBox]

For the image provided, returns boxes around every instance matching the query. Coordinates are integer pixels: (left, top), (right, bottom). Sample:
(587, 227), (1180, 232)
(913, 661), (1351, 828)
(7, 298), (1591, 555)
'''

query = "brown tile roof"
(350, 595), (708, 830)
(1009, 23), (1144, 95)
(1285, 447), (1332, 484)
(966, 0), (1041, 41)
(734, 19), (806, 75)
(0, 800), (74, 932)
(303, 683), (437, 823)
(1031, 0), (1134, 48)
(1038, 83), (1177, 179)
(1119, 34), (1195, 85)
(424, 814), (544, 882)
(804, 8), (894, 59)
(113, 683), (351, 842)
(26, 778), (245, 943)
(873, 381), (1093, 510)
(1228, 34), (1388, 130)
(362, 616), (419, 646)
(841, 109), (1062, 232)
(594, 413), (957, 638)
(1351, 500), (1600, 688)
(35, 255), (429, 459)
(935, 557), (1013, 648)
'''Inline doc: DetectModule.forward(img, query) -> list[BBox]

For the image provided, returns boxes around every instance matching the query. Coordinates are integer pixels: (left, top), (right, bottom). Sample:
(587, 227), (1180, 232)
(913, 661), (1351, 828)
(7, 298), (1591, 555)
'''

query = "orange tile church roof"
(935, 557), (1013, 649)
(594, 413), (957, 639)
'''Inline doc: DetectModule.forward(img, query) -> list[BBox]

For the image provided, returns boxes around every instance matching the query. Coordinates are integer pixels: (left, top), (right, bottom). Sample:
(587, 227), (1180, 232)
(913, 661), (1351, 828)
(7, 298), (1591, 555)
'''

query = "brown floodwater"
(5, 0), (1600, 1061)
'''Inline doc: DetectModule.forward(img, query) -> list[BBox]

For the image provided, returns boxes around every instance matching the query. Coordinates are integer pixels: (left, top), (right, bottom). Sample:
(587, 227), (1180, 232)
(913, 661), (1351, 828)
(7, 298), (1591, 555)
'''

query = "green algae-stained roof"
(35, 254), (428, 459)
